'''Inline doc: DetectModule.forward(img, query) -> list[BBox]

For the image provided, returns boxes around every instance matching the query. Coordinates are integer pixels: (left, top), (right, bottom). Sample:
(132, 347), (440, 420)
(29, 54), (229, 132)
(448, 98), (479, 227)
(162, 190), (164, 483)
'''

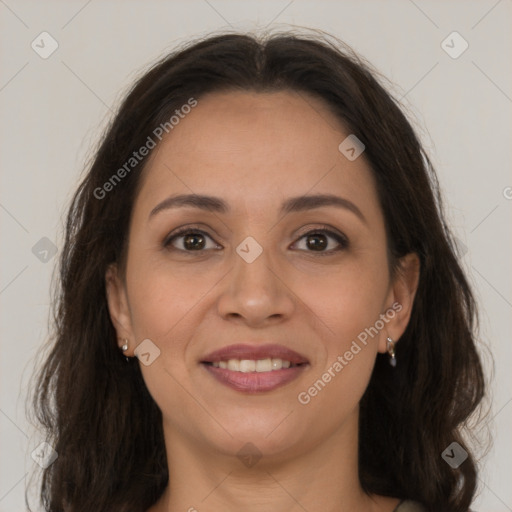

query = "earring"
(386, 337), (396, 367)
(120, 339), (131, 363)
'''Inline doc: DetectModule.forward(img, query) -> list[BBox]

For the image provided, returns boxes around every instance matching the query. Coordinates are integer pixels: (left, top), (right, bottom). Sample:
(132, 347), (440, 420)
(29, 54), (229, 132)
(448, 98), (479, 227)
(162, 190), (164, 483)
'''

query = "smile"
(202, 363), (308, 393)
(200, 344), (309, 393)
(208, 358), (297, 372)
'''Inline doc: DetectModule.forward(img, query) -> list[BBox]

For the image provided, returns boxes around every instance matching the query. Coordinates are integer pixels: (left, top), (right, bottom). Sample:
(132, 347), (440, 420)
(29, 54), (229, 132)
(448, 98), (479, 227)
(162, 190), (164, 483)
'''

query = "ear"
(105, 263), (135, 356)
(378, 252), (420, 353)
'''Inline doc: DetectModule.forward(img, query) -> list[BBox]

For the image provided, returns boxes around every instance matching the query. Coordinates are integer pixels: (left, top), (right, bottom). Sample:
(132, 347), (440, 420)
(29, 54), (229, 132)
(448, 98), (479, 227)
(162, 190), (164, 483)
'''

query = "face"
(106, 90), (419, 464)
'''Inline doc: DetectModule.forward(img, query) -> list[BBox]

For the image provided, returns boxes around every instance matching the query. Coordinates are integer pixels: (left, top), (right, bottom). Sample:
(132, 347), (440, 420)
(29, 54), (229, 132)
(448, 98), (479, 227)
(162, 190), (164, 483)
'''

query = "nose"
(216, 242), (295, 328)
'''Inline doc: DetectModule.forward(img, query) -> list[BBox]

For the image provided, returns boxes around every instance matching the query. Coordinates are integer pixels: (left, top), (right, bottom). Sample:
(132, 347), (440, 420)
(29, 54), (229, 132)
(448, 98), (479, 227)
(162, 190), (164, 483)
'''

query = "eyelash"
(163, 225), (349, 256)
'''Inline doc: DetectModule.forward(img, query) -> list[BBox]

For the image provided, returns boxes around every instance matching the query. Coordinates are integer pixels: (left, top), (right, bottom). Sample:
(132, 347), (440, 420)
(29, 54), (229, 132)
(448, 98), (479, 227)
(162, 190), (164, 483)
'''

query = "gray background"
(1, 0), (511, 510)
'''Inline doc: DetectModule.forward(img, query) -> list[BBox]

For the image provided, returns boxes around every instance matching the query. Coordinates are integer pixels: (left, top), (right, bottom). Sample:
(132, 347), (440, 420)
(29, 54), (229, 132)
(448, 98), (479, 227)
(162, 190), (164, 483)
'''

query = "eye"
(292, 227), (349, 255)
(163, 227), (220, 252)
(163, 225), (349, 255)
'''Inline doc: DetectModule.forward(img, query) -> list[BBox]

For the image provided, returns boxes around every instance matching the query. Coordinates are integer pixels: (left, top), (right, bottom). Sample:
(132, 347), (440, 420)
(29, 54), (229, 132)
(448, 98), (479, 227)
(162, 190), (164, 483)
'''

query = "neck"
(149, 408), (399, 512)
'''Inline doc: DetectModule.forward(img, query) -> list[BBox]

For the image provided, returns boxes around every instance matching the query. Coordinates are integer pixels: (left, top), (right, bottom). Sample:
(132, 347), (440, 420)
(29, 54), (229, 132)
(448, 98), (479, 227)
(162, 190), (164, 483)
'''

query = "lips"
(200, 343), (309, 393)
(201, 344), (309, 365)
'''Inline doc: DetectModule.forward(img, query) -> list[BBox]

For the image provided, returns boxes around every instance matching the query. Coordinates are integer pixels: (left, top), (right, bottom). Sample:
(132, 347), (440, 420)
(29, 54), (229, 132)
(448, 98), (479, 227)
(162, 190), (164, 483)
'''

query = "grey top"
(394, 500), (427, 512)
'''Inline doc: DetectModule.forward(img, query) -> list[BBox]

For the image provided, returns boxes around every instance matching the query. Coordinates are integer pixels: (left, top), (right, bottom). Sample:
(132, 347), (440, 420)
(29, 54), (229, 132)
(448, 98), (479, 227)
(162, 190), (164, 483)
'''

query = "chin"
(204, 412), (311, 461)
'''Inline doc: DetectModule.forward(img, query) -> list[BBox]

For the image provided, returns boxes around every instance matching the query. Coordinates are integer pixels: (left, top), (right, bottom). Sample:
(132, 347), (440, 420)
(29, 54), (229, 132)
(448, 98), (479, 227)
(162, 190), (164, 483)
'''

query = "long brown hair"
(30, 29), (486, 512)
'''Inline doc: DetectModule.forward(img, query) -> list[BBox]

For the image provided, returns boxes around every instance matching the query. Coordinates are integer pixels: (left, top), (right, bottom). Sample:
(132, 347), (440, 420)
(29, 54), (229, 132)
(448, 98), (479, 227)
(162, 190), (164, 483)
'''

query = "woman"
(31, 30), (485, 512)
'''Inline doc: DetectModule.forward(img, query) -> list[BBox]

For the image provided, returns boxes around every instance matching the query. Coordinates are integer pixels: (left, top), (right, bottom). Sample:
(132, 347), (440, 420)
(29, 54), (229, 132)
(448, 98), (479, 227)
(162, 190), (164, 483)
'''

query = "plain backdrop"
(1, 1), (511, 511)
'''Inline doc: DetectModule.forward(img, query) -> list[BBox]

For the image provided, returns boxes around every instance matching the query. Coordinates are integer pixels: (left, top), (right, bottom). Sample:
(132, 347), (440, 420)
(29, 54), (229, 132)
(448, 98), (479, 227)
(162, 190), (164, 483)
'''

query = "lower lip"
(202, 364), (308, 393)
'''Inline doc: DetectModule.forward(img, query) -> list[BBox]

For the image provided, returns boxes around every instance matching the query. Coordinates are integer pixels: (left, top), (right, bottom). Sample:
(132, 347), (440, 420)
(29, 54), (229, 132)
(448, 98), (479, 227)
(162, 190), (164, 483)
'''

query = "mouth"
(200, 344), (309, 393)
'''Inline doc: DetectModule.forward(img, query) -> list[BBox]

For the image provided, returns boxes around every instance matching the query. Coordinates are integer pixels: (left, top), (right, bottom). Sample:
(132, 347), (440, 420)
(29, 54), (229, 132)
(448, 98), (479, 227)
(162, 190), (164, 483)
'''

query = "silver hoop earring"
(386, 337), (396, 367)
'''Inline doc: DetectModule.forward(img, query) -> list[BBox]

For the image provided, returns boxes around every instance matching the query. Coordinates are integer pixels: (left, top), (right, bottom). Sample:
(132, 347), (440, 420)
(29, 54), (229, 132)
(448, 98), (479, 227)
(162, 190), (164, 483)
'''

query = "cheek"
(296, 257), (390, 343)
(297, 349), (375, 428)
(296, 264), (387, 403)
(125, 253), (216, 340)
(298, 261), (388, 415)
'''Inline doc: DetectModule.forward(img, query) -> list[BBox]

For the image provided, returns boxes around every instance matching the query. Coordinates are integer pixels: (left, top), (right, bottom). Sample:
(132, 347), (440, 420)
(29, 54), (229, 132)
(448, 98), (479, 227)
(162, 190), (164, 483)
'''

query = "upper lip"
(201, 344), (309, 364)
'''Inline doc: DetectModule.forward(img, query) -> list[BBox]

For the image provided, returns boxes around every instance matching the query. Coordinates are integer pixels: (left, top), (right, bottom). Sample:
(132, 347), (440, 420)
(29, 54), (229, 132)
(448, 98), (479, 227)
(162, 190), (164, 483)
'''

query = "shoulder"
(394, 500), (428, 512)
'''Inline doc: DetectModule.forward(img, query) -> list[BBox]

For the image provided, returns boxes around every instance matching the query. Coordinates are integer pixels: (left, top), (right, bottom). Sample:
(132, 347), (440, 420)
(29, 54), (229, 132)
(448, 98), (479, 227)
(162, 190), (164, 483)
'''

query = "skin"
(106, 90), (420, 512)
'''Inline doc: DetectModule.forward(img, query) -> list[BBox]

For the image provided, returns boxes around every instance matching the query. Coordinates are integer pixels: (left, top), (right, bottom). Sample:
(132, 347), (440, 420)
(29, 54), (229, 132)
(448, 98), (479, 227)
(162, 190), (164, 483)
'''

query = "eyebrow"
(149, 193), (367, 224)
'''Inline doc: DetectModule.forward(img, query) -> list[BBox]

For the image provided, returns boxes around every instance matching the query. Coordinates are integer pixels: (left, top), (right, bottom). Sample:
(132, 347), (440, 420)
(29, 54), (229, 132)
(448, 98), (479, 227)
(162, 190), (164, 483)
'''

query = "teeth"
(256, 358), (272, 372)
(239, 359), (255, 373)
(227, 359), (239, 371)
(210, 358), (295, 372)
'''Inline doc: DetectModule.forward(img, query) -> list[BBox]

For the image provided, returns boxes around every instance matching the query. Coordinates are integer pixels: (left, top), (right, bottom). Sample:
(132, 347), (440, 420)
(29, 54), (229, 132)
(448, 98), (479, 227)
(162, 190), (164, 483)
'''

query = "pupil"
(184, 233), (204, 250)
(307, 234), (327, 251)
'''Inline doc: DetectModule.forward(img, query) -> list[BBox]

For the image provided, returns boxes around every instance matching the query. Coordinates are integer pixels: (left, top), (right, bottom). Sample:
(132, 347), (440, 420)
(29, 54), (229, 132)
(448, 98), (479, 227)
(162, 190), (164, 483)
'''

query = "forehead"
(135, 90), (380, 220)
(154, 90), (346, 164)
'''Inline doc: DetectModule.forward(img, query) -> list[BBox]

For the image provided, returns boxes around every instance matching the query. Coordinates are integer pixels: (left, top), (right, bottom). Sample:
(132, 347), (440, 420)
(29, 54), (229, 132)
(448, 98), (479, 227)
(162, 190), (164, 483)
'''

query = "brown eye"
(164, 229), (219, 252)
(294, 228), (349, 255)
(305, 233), (328, 251)
(182, 233), (206, 251)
